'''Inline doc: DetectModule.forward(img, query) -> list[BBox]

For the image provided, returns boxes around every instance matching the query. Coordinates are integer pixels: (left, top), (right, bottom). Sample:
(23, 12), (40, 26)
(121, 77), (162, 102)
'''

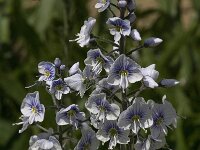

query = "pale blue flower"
(107, 54), (143, 92)
(140, 64), (159, 88)
(29, 132), (62, 150)
(75, 127), (100, 150)
(56, 104), (85, 129)
(64, 73), (86, 98)
(134, 135), (166, 150)
(21, 91), (45, 124)
(48, 78), (70, 100)
(65, 64), (98, 98)
(148, 96), (177, 139)
(96, 120), (130, 149)
(95, 0), (110, 12)
(38, 61), (55, 82)
(84, 49), (114, 74)
(85, 93), (120, 122)
(106, 17), (131, 41)
(118, 97), (153, 134)
(71, 17), (96, 47)
(149, 135), (166, 150)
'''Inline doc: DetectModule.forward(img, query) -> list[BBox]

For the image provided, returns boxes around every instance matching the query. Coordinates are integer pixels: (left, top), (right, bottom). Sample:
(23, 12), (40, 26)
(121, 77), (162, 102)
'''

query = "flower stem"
(93, 35), (119, 47)
(126, 45), (144, 55)
(108, 6), (116, 17)
(35, 124), (49, 132)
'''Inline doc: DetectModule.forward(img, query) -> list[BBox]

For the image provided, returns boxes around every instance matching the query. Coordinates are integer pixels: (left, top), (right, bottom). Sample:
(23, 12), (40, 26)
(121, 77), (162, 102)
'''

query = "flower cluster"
(14, 0), (180, 150)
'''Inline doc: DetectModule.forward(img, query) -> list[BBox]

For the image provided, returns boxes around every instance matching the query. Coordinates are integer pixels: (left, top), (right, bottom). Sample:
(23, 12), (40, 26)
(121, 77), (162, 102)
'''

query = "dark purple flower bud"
(60, 65), (66, 70)
(118, 0), (127, 8)
(54, 58), (61, 67)
(144, 37), (163, 48)
(127, 0), (136, 12)
(127, 12), (136, 24)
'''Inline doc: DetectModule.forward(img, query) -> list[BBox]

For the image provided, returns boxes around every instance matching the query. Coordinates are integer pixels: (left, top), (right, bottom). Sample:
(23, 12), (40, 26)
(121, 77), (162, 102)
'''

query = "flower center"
(99, 106), (105, 112)
(68, 110), (76, 117)
(96, 56), (104, 64)
(55, 84), (63, 91)
(102, 0), (106, 4)
(44, 70), (50, 77)
(120, 70), (128, 76)
(155, 117), (163, 125)
(31, 106), (37, 114)
(83, 143), (90, 150)
(132, 115), (140, 122)
(109, 128), (117, 137)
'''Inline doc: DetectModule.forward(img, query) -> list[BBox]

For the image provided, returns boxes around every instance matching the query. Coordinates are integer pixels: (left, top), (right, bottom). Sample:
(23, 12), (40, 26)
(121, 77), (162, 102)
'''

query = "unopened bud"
(127, 12), (136, 24)
(144, 37), (163, 48)
(160, 79), (179, 87)
(54, 58), (61, 67)
(60, 65), (66, 70)
(127, 0), (136, 12)
(118, 0), (127, 8)
(130, 29), (141, 41)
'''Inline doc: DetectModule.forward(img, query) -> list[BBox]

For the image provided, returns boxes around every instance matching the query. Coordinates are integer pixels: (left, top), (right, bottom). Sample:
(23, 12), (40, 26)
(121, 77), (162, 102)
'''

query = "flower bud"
(127, 12), (136, 24)
(118, 0), (127, 8)
(130, 29), (141, 41)
(144, 37), (163, 48)
(54, 58), (61, 67)
(127, 0), (136, 12)
(160, 79), (179, 87)
(60, 65), (66, 70)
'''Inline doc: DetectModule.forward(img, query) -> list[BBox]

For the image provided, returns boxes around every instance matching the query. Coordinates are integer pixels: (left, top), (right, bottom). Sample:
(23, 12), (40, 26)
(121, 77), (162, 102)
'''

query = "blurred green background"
(0, 0), (200, 149)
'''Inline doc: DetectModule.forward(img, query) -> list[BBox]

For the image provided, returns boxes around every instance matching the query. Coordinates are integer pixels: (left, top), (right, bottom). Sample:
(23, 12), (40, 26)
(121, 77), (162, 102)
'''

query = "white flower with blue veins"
(118, 97), (153, 134)
(48, 78), (70, 100)
(29, 132), (62, 150)
(107, 54), (143, 92)
(75, 127), (100, 150)
(70, 17), (96, 47)
(148, 95), (177, 139)
(38, 61), (55, 82)
(64, 73), (86, 98)
(85, 93), (120, 122)
(134, 135), (166, 150)
(56, 104), (85, 129)
(95, 0), (110, 12)
(140, 64), (159, 88)
(107, 17), (131, 42)
(84, 49), (114, 75)
(65, 64), (98, 98)
(20, 91), (45, 124)
(96, 120), (130, 149)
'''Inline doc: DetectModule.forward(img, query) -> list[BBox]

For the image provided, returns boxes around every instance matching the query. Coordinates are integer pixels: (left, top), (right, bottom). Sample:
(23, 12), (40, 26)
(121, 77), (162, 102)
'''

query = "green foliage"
(0, 0), (199, 149)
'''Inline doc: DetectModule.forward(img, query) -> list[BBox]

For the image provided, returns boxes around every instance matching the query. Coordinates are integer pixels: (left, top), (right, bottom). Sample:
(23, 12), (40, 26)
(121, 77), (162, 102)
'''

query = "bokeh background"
(0, 0), (200, 149)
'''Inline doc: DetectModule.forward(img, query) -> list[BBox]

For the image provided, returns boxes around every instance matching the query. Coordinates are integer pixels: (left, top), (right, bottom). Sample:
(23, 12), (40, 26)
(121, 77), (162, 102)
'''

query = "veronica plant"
(14, 0), (180, 149)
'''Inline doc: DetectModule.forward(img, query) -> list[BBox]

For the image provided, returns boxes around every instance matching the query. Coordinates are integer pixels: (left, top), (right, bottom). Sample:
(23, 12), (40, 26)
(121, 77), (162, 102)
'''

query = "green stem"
(35, 124), (49, 132)
(93, 35), (119, 47)
(126, 45), (144, 55)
